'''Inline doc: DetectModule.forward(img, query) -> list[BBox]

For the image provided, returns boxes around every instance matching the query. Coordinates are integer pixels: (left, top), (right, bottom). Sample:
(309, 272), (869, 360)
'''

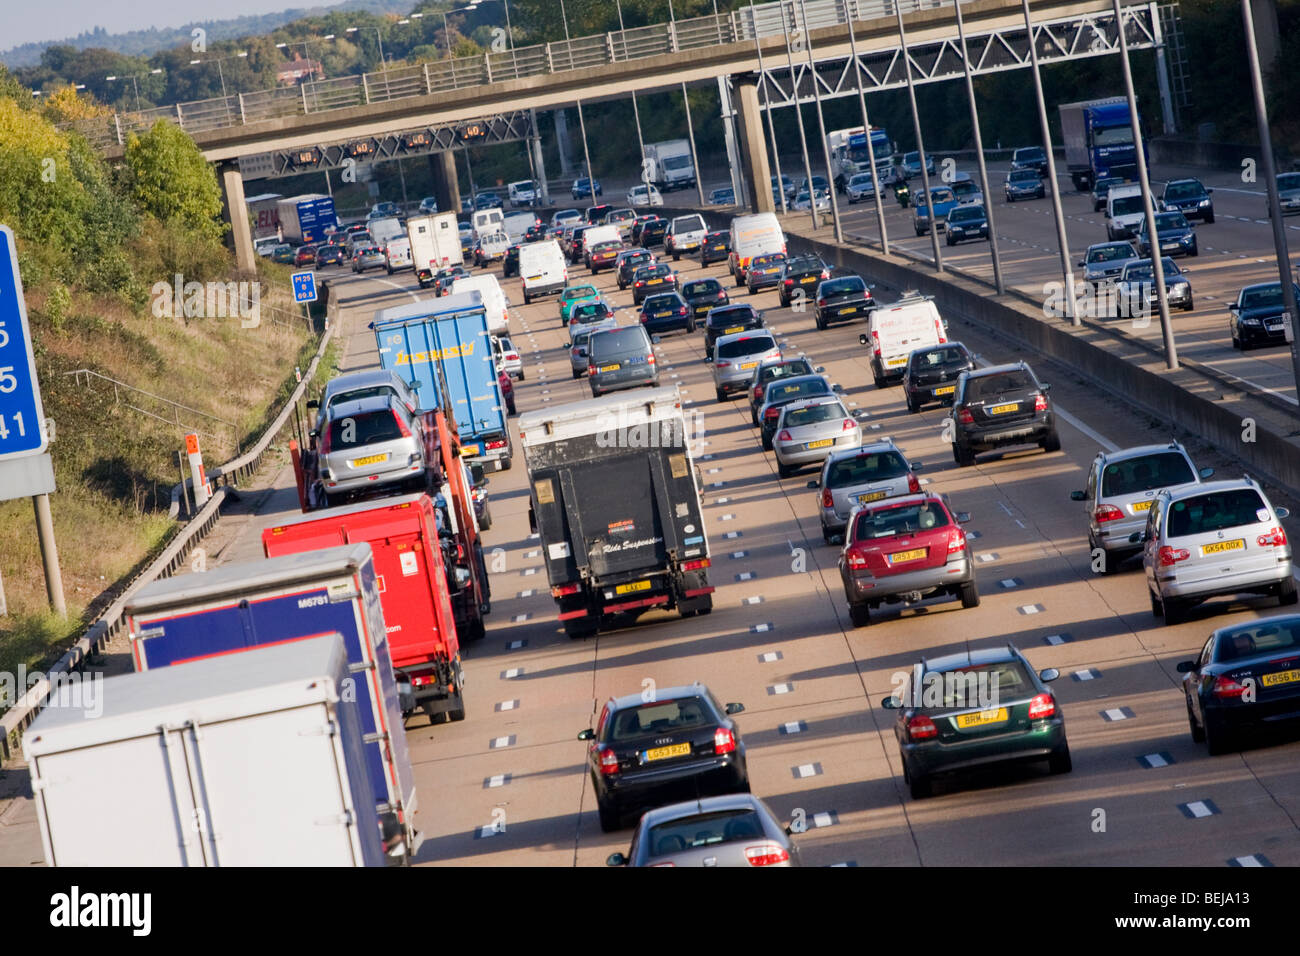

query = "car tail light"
(317, 427), (333, 455)
(647, 353), (656, 364)
(820, 269), (830, 279)
(821, 488), (834, 509)
(947, 527), (967, 554)
(635, 280), (644, 287)
(1027, 693), (1056, 719)
(783, 278), (794, 286)
(745, 844), (790, 866)
(392, 410), (412, 438)
(1094, 504), (1124, 523)
(681, 558), (711, 570)
(713, 727), (736, 755)
(842, 418), (856, 431)
(598, 748), (620, 775)
(1033, 393), (1048, 412)
(764, 407), (779, 422)
(871, 330), (881, 357)
(1258, 527), (1288, 547)
(640, 314), (648, 323)
(486, 439), (507, 450)
(587, 365), (597, 376)
(1212, 675), (1251, 699)
(1157, 546), (1190, 566)
(776, 429), (792, 442)
(551, 582), (581, 597)
(907, 473), (921, 494)
(677, 308), (687, 316)
(958, 408), (974, 424)
(753, 386), (764, 401)
(716, 360), (731, 368)
(907, 714), (938, 740)
(818, 298), (827, 307)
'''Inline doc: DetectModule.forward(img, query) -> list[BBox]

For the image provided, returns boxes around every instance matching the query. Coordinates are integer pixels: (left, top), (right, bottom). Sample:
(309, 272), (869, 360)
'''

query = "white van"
(472, 208), (505, 240)
(474, 230), (512, 266)
(581, 224), (621, 259)
(452, 273), (510, 336)
(519, 239), (568, 304)
(1106, 184), (1146, 241)
(728, 213), (786, 286)
(368, 217), (404, 244)
(861, 294), (948, 387)
(503, 210), (538, 241)
(384, 236), (412, 273)
(508, 180), (538, 207)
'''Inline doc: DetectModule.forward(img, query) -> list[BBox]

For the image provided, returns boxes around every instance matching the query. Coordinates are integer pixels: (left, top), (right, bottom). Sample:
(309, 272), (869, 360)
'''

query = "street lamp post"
(953, 0), (1004, 293)
(105, 69), (162, 112)
(615, 0), (650, 192)
(797, 0), (844, 243)
(844, 2), (889, 255)
(779, 0), (820, 232)
(189, 51), (247, 125)
(895, 2), (943, 270)
(557, 0), (596, 207)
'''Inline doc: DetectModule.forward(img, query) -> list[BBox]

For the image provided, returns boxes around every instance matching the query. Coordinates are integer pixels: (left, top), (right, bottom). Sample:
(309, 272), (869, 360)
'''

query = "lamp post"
(558, 0), (596, 206)
(189, 51), (247, 125)
(797, 0), (843, 243)
(779, 0), (820, 231)
(895, 3), (943, 270)
(105, 69), (162, 112)
(953, 0), (1003, 292)
(843, 1), (889, 255)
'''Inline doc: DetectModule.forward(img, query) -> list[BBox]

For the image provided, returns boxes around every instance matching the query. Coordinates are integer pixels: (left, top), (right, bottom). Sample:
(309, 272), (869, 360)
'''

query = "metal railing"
(64, 0), (960, 149)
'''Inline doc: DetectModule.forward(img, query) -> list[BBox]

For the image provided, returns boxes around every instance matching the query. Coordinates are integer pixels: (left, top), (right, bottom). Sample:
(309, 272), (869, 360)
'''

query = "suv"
(950, 362), (1060, 467)
(1136, 476), (1294, 625)
(713, 330), (780, 402)
(587, 325), (659, 397)
(1070, 442), (1213, 573)
(663, 214), (707, 260)
(812, 440), (923, 543)
(313, 394), (427, 507)
(1159, 178), (1215, 223)
(577, 684), (749, 832)
(703, 304), (763, 362)
(902, 342), (975, 413)
(838, 493), (978, 628)
(779, 255), (830, 307)
(881, 645), (1069, 798)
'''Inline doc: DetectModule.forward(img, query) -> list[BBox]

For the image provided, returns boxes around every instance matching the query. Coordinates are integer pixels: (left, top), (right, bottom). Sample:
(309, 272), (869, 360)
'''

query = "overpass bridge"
(64, 0), (1173, 271)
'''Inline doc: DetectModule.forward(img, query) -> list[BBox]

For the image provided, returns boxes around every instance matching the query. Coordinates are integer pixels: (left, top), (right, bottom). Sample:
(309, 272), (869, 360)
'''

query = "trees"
(123, 120), (226, 244)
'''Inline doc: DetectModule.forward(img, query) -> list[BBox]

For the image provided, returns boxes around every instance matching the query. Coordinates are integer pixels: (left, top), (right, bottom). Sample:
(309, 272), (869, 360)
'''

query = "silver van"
(587, 325), (659, 397)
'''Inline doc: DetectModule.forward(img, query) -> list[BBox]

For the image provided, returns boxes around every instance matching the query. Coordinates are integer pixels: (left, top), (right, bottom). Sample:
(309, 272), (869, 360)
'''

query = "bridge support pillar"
(219, 162), (257, 274)
(430, 150), (461, 216)
(734, 77), (774, 214)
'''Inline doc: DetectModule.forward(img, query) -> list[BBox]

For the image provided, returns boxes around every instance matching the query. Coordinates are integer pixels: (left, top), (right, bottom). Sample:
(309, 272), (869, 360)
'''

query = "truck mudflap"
(555, 566), (713, 636)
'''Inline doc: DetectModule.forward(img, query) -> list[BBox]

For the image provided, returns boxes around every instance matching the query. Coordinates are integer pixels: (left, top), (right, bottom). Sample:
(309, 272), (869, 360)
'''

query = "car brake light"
(777, 429), (792, 442)
(958, 408), (974, 424)
(744, 844), (790, 866)
(753, 386), (764, 401)
(635, 280), (644, 287)
(947, 527), (966, 554)
(818, 299), (827, 307)
(587, 365), (596, 376)
(713, 727), (736, 755)
(1258, 527), (1288, 547)
(783, 278), (794, 286)
(1094, 504), (1124, 522)
(821, 488), (834, 509)
(392, 410), (412, 438)
(1027, 693), (1056, 719)
(842, 418), (856, 431)
(647, 353), (656, 364)
(1212, 675), (1251, 699)
(1033, 393), (1048, 412)
(677, 308), (686, 316)
(1157, 546), (1190, 566)
(764, 407), (780, 421)
(907, 714), (938, 739)
(551, 582), (581, 597)
(598, 748), (620, 775)
(820, 270), (830, 279)
(908, 473), (921, 494)
(716, 360), (730, 368)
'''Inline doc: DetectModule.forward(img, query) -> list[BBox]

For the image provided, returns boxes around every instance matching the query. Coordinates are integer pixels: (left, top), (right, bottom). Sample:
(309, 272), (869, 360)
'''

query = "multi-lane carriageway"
(5, 173), (1300, 869)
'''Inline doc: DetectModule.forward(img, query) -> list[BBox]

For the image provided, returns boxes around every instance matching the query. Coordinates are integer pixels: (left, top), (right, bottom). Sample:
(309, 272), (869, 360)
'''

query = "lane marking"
(779, 720), (807, 735)
(1138, 752), (1173, 768)
(792, 762), (823, 779)
(1044, 633), (1072, 645)
(1100, 706), (1135, 721)
(1072, 668), (1101, 681)
(768, 681), (794, 695)
(495, 699), (520, 712)
(758, 650), (783, 662)
(1179, 799), (1220, 819)
(489, 735), (516, 749)
(485, 774), (512, 789)
(501, 667), (524, 679)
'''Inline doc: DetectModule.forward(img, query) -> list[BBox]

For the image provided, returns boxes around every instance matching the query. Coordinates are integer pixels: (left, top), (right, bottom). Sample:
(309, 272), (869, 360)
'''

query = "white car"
(492, 335), (525, 380)
(792, 188), (831, 212)
(508, 180), (538, 207)
(628, 183), (664, 207)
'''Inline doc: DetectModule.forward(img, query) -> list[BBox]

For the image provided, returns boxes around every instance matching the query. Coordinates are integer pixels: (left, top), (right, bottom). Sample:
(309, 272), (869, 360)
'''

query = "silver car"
(352, 245), (385, 273)
(314, 394), (427, 507)
(1275, 171), (1300, 217)
(569, 322), (617, 379)
(1070, 441), (1212, 572)
(773, 396), (862, 478)
(587, 325), (659, 397)
(812, 440), (923, 544)
(1077, 241), (1137, 284)
(606, 793), (801, 868)
(845, 172), (882, 204)
(1136, 476), (1294, 625)
(712, 329), (781, 402)
(1115, 257), (1195, 314)
(310, 368), (419, 438)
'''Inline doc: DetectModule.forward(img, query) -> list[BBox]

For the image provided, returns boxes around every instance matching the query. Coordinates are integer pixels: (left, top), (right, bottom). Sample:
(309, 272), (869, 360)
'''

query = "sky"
(6, 0), (334, 51)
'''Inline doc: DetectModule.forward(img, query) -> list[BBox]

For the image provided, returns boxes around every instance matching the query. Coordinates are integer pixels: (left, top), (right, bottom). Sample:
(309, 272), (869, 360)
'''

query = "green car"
(558, 284), (601, 323)
(882, 645), (1070, 798)
(271, 243), (295, 264)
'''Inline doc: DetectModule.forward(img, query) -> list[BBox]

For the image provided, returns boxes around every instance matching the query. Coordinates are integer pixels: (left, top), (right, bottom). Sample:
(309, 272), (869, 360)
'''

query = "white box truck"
(24, 633), (386, 867)
(407, 212), (463, 288)
(643, 140), (696, 192)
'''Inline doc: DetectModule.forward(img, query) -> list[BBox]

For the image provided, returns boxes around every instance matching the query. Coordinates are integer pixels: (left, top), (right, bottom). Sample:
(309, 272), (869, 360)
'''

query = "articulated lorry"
(1058, 97), (1146, 191)
(827, 127), (895, 191)
(277, 193), (338, 244)
(519, 386), (714, 638)
(246, 192), (284, 241)
(26, 634), (387, 867)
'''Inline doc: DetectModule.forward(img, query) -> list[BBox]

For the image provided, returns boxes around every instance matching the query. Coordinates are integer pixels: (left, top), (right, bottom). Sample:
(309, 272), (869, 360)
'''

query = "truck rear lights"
(598, 748), (620, 775)
(551, 583), (581, 597)
(681, 558), (710, 571)
(1027, 693), (1056, 720)
(713, 727), (736, 755)
(486, 439), (507, 450)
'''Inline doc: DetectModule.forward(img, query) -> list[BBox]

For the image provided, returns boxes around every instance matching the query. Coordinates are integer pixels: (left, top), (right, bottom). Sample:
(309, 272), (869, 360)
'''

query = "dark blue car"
(639, 291), (694, 334)
(1230, 281), (1300, 350)
(571, 177), (602, 199)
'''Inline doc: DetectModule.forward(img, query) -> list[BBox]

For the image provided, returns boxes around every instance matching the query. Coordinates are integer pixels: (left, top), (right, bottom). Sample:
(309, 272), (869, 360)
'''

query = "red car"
(587, 240), (623, 274)
(294, 245), (318, 266)
(498, 370), (516, 416)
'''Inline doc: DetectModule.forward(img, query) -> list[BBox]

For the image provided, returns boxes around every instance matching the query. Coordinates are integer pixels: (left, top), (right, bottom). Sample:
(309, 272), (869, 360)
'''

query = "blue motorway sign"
(0, 225), (48, 462)
(292, 271), (318, 303)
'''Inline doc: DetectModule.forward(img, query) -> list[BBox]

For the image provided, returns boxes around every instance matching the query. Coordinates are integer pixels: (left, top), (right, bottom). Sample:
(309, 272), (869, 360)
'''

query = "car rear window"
(718, 336), (777, 359)
(646, 810), (765, 858)
(820, 277), (865, 296)
(760, 360), (814, 383)
(328, 386), (397, 410)
(926, 661), (1033, 709)
(645, 295), (681, 310)
(1100, 452), (1196, 497)
(573, 304), (612, 323)
(912, 346), (967, 369)
(609, 697), (710, 741)
(709, 309), (756, 329)
(783, 401), (845, 428)
(855, 501), (950, 540)
(766, 379), (829, 403)
(329, 409), (402, 447)
(1214, 620), (1300, 663)
(964, 371), (1036, 401)
(786, 257), (823, 273)
(684, 279), (722, 296)
(591, 328), (650, 358)
(673, 215), (705, 232)
(828, 451), (909, 487)
(595, 241), (622, 253)
(1165, 489), (1271, 538)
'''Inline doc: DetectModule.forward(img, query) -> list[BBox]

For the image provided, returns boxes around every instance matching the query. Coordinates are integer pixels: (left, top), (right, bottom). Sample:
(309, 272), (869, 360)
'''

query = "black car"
(778, 255), (830, 307)
(1160, 178), (1215, 224)
(700, 230), (731, 266)
(585, 204), (614, 224)
(1135, 211), (1198, 259)
(704, 304), (763, 361)
(951, 361), (1060, 466)
(748, 357), (817, 426)
(567, 226), (589, 263)
(681, 278), (729, 321)
(315, 244), (345, 267)
(1010, 145), (1049, 176)
(814, 275), (874, 330)
(902, 342), (975, 413)
(945, 204), (990, 245)
(630, 216), (662, 246)
(746, 253), (787, 294)
(758, 374), (835, 451)
(1179, 614), (1300, 755)
(523, 223), (547, 242)
(617, 249), (655, 290)
(502, 243), (521, 278)
(631, 263), (678, 305)
(1230, 281), (1300, 350)
(640, 292), (694, 334)
(578, 684), (749, 831)
(640, 218), (668, 248)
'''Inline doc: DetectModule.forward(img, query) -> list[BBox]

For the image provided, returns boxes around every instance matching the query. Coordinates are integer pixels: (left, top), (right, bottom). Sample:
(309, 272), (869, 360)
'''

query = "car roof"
(924, 645), (1024, 673)
(963, 361), (1031, 379)
(322, 369), (408, 397)
(715, 329), (777, 347)
(1096, 441), (1189, 464)
(826, 439), (900, 462)
(779, 394), (842, 414)
(607, 683), (714, 712)
(324, 393), (402, 419)
(637, 793), (767, 829)
(1160, 477), (1262, 501)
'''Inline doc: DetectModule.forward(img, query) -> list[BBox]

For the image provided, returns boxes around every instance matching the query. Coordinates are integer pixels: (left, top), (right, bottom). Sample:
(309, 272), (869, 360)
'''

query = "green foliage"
(123, 120), (226, 244)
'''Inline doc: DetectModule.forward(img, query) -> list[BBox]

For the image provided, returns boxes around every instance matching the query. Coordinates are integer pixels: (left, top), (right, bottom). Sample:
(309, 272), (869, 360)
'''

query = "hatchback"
(814, 275), (874, 329)
(639, 218), (668, 247)
(708, 187), (736, 205)
(639, 292), (693, 334)
(703, 303), (764, 361)
(700, 231), (731, 266)
(433, 265), (468, 297)
(779, 255), (830, 307)
(569, 322), (618, 378)
(568, 300), (616, 343)
(271, 243), (295, 264)
(587, 325), (658, 397)
(839, 492), (977, 627)
(1135, 477), (1294, 625)
(559, 284), (601, 323)
(944, 205), (989, 245)
(712, 329), (780, 402)
(950, 362), (1059, 466)
(882, 645), (1068, 798)
(1004, 168), (1045, 202)
(631, 263), (678, 305)
(813, 440), (923, 543)
(578, 685), (749, 831)
(902, 342), (975, 413)
(313, 395), (427, 507)
(315, 244), (345, 267)
(772, 396), (861, 478)
(748, 357), (817, 426)
(1010, 146), (1049, 175)
(913, 187), (959, 234)
(351, 246), (385, 273)
(308, 368), (419, 440)
(616, 248), (655, 289)
(757, 374), (836, 450)
(845, 172), (883, 204)
(587, 239), (623, 274)
(746, 253), (787, 294)
(681, 278), (729, 321)
(606, 794), (799, 868)
(1070, 441), (1213, 572)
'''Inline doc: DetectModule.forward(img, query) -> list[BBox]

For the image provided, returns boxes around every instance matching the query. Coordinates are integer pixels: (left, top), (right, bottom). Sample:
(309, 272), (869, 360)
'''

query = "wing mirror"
(1070, 490), (1086, 501)
(1198, 467), (1214, 479)
(880, 695), (901, 709)
(832, 383), (845, 394)
(815, 366), (826, 373)
(1041, 383), (1052, 392)
(606, 853), (628, 867)
(577, 729), (595, 741)
(724, 702), (745, 715)
(1278, 507), (1291, 519)
(911, 461), (924, 471)
(956, 511), (971, 523)
(308, 429), (319, 439)
(1175, 660), (1197, 673)
(1039, 668), (1061, 682)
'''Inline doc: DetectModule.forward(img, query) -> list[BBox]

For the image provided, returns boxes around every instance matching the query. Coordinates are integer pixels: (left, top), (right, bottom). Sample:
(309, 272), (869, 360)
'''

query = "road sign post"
(292, 270), (318, 304)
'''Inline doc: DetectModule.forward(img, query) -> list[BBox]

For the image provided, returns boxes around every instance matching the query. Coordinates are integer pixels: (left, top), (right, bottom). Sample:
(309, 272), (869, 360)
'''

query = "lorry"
(368, 216), (405, 245)
(25, 633), (386, 867)
(246, 192), (284, 241)
(407, 212), (463, 288)
(123, 544), (421, 862)
(503, 210), (540, 241)
(643, 139), (697, 192)
(1059, 97), (1145, 191)
(263, 494), (467, 726)
(518, 386), (714, 639)
(276, 193), (338, 244)
(372, 290), (514, 472)
(472, 207), (505, 241)
(827, 127), (895, 191)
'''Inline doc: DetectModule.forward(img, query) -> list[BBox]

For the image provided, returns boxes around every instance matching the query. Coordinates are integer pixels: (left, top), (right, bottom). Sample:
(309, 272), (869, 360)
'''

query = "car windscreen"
(766, 379), (829, 403)
(849, 175), (873, 186)
(1089, 245), (1132, 262)
(1165, 488), (1270, 538)
(663, 156), (693, 170)
(855, 501), (950, 540)
(951, 180), (979, 196)
(782, 401), (845, 428)
(948, 207), (983, 222)
(827, 451), (909, 487)
(912, 347), (968, 369)
(646, 810), (765, 858)
(1016, 147), (1046, 161)
(820, 278), (865, 296)
(718, 336), (777, 359)
(760, 361), (814, 383)
(683, 280), (721, 296)
(1149, 213), (1188, 230)
(1164, 182), (1203, 200)
(1123, 260), (1180, 281)
(573, 304), (612, 323)
(1101, 452), (1196, 497)
(609, 697), (710, 741)
(928, 189), (955, 204)
(964, 371), (1035, 401)
(591, 328), (650, 358)
(1242, 285), (1294, 309)
(1009, 170), (1038, 183)
(1214, 620), (1300, 663)
(328, 409), (401, 447)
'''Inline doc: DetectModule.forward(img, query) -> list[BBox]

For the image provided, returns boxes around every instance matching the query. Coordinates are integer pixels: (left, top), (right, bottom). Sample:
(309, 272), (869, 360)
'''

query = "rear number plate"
(801, 276), (816, 283)
(1131, 500), (1154, 512)
(887, 548), (927, 564)
(740, 361), (758, 369)
(1261, 670), (1300, 687)
(806, 439), (834, 449)
(351, 453), (388, 467)
(955, 708), (1009, 728)
(460, 445), (480, 457)
(599, 364), (621, 372)
(934, 385), (956, 395)
(615, 580), (652, 595)
(644, 742), (691, 762)
(988, 402), (1019, 414)
(655, 312), (671, 318)
(1201, 539), (1244, 555)
(886, 357), (907, 368)
(725, 326), (745, 334)
(857, 490), (888, 503)
(839, 307), (856, 315)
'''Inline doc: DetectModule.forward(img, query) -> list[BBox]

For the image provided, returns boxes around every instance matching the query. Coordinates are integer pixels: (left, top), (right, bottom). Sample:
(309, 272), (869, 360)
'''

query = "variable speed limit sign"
(0, 225), (47, 461)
